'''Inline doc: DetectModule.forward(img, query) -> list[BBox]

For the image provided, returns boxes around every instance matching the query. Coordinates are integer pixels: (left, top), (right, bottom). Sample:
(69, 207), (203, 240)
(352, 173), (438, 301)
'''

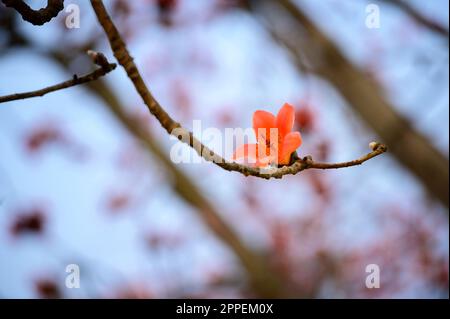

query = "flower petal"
(276, 103), (295, 138)
(279, 131), (302, 165)
(253, 110), (276, 144)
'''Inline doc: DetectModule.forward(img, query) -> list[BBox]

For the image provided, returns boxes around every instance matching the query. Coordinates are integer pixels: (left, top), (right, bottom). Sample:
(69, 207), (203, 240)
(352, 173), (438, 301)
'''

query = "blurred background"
(0, 0), (448, 298)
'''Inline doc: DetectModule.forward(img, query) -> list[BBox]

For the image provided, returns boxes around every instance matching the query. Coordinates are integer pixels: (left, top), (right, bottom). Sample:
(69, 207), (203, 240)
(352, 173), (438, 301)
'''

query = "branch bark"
(1, 0), (64, 26)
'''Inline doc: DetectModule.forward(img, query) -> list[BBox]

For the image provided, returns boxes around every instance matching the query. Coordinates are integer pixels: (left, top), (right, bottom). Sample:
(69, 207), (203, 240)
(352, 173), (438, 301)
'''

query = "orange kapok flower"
(233, 103), (302, 167)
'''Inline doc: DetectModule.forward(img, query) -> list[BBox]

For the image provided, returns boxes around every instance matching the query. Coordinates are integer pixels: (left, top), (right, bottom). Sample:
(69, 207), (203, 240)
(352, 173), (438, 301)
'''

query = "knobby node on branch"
(1, 0), (64, 26)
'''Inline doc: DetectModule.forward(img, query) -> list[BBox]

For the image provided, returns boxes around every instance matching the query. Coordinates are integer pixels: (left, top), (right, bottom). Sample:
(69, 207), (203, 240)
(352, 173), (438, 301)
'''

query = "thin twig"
(90, 0), (386, 180)
(0, 54), (116, 104)
(309, 143), (388, 169)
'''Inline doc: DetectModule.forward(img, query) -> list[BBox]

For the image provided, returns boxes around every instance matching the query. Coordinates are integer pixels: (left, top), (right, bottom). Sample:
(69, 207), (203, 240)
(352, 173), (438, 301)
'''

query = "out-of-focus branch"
(1, 0), (64, 26)
(0, 51), (116, 104)
(380, 0), (449, 38)
(90, 0), (385, 181)
(249, 0), (449, 207)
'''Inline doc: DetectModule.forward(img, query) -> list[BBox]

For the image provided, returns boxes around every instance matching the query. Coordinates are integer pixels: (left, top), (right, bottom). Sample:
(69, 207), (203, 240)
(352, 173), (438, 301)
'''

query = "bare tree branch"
(89, 0), (386, 181)
(1, 0), (64, 26)
(380, 0), (449, 38)
(0, 52), (116, 104)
